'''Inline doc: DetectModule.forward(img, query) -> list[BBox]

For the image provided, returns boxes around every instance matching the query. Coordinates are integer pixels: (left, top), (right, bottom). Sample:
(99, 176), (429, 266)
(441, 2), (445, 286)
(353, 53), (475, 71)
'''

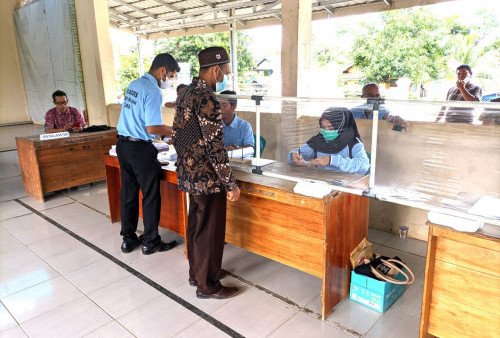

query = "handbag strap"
(370, 258), (415, 285)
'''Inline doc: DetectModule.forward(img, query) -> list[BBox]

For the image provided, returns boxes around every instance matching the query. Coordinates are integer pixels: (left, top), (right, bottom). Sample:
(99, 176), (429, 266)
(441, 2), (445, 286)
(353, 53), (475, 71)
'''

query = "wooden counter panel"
(323, 192), (370, 318)
(226, 194), (325, 278)
(428, 297), (500, 338)
(16, 138), (43, 201)
(432, 260), (500, 315)
(435, 236), (500, 277)
(158, 180), (186, 236)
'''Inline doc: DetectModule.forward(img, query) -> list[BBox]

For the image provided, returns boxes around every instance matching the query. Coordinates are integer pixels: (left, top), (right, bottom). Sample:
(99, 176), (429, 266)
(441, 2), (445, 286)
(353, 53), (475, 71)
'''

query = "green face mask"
(321, 128), (338, 141)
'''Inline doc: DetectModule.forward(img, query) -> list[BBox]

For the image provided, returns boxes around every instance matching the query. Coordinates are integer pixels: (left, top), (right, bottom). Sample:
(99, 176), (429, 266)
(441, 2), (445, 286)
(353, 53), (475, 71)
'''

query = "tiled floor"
(0, 125), (427, 337)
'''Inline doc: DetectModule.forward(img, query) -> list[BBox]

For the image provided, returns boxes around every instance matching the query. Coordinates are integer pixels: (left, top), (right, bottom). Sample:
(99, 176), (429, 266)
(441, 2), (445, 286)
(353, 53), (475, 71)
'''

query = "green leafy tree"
(116, 50), (152, 95)
(154, 31), (255, 81)
(350, 8), (450, 84)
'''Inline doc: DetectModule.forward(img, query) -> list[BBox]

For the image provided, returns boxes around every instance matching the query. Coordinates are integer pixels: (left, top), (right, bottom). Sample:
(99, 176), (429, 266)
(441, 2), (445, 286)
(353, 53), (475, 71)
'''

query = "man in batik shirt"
(172, 47), (240, 299)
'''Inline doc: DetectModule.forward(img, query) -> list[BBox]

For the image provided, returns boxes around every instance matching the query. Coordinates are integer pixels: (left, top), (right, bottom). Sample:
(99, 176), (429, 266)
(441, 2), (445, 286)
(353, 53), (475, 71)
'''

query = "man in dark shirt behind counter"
(172, 47), (241, 299)
(116, 53), (179, 255)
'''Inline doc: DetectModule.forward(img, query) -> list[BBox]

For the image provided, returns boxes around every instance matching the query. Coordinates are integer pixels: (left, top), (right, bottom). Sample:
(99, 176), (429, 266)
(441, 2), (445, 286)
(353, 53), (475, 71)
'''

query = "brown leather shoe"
(196, 286), (239, 299)
(189, 269), (228, 287)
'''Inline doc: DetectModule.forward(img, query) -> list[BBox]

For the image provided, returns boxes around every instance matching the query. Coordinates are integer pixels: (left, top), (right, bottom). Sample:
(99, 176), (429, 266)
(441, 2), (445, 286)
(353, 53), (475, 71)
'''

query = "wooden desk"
(420, 223), (500, 337)
(104, 155), (369, 319)
(16, 130), (117, 202)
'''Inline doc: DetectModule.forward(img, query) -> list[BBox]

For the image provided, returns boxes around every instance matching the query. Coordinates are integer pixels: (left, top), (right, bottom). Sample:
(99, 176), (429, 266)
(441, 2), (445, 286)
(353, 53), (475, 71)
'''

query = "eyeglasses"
(54, 101), (68, 105)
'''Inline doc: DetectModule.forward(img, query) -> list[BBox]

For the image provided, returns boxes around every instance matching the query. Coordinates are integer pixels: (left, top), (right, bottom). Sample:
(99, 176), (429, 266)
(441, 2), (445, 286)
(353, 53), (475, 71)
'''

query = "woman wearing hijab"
(288, 107), (370, 174)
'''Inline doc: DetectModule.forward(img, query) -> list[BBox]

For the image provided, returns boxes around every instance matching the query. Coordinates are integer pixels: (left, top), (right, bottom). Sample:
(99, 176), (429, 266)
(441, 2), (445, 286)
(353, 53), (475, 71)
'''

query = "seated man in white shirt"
(219, 90), (254, 151)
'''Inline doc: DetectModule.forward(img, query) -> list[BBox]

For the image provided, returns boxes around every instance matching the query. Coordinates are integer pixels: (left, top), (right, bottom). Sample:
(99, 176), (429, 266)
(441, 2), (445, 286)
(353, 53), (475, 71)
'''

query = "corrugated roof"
(108, 0), (455, 39)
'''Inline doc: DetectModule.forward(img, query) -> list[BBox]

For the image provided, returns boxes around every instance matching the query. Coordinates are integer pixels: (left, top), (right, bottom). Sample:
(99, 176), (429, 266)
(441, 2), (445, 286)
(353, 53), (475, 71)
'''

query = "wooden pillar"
(281, 0), (312, 98)
(74, 0), (115, 125)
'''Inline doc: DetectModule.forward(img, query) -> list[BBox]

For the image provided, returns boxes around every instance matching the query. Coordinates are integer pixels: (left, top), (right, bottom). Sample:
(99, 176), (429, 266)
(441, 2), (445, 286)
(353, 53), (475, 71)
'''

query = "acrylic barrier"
(216, 93), (500, 228)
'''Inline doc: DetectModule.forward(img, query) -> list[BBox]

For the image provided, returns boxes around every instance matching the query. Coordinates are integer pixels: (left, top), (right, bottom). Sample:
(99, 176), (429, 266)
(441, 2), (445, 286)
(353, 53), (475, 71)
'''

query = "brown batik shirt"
(172, 77), (238, 195)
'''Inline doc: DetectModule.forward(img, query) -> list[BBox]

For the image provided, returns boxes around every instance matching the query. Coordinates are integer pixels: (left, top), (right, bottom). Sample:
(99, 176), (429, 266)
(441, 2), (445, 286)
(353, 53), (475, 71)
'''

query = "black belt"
(118, 135), (151, 143)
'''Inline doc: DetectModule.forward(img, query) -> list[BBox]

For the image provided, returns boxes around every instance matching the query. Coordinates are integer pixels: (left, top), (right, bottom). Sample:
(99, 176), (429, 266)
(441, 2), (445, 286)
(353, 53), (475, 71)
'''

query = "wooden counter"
(16, 130), (117, 202)
(420, 223), (500, 337)
(104, 154), (370, 319)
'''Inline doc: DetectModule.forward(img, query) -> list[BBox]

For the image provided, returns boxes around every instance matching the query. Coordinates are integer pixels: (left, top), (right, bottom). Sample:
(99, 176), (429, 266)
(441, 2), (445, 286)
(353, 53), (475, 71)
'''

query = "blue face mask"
(321, 128), (339, 141)
(215, 66), (228, 92)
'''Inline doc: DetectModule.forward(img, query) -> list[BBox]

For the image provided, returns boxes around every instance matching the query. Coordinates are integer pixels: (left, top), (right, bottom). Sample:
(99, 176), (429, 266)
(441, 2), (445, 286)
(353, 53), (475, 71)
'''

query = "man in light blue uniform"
(116, 53), (180, 255)
(219, 90), (254, 151)
(351, 83), (408, 130)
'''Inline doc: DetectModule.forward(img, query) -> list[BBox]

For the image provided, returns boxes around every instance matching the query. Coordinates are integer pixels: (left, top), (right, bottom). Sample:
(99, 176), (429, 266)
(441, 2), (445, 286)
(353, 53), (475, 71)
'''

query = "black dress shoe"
(142, 240), (177, 255)
(196, 286), (239, 299)
(121, 235), (143, 253)
(189, 269), (228, 287)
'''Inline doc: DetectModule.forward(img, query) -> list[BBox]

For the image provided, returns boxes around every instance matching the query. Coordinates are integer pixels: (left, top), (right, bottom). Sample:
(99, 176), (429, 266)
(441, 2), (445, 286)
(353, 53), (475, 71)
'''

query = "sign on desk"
(39, 132), (70, 141)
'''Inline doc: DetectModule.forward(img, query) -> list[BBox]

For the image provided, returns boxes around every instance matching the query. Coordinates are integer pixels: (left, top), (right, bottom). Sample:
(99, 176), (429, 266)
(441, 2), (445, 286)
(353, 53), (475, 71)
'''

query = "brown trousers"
(187, 191), (227, 294)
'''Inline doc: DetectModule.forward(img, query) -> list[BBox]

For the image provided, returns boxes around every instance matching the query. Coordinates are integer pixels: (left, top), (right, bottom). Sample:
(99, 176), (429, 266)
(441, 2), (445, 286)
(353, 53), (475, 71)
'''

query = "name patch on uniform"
(124, 89), (139, 109)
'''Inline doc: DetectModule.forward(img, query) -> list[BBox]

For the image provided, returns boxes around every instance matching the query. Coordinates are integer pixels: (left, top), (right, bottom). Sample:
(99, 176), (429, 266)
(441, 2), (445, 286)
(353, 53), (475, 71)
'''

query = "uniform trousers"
(187, 191), (227, 294)
(116, 139), (162, 248)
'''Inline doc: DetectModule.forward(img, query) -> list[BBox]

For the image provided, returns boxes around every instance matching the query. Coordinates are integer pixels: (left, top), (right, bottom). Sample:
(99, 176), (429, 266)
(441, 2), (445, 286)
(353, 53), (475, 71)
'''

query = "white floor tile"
(255, 265), (322, 307)
(365, 309), (420, 338)
(0, 325), (28, 338)
(1, 276), (83, 323)
(325, 298), (382, 336)
(43, 245), (104, 275)
(389, 283), (424, 318)
(221, 244), (247, 266)
(83, 321), (135, 338)
(0, 303), (18, 333)
(0, 151), (20, 180)
(67, 185), (111, 216)
(211, 287), (297, 338)
(65, 259), (130, 294)
(21, 296), (112, 338)
(1, 214), (64, 245)
(382, 236), (428, 257)
(304, 294), (322, 315)
(224, 250), (285, 285)
(27, 233), (84, 260)
(41, 204), (106, 233)
(0, 177), (26, 203)
(88, 275), (162, 318)
(0, 260), (60, 299)
(269, 312), (351, 338)
(0, 201), (30, 221)
(117, 296), (199, 337)
(173, 319), (231, 338)
(368, 228), (394, 245)
(0, 229), (25, 254)
(18, 195), (74, 212)
(0, 247), (39, 273)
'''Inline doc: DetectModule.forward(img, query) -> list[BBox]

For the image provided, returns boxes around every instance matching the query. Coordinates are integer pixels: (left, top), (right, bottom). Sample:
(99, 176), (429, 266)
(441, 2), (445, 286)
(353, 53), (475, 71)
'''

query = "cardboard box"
(350, 270), (405, 312)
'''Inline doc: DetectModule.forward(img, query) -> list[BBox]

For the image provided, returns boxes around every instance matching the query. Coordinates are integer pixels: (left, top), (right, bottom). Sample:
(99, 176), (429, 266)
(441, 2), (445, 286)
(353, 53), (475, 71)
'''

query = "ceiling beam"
(110, 0), (157, 19)
(198, 0), (214, 8)
(149, 0), (184, 14)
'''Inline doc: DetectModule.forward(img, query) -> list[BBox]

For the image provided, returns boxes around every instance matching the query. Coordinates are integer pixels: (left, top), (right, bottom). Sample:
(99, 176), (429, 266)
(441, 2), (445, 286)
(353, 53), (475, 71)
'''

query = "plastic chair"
(253, 135), (266, 156)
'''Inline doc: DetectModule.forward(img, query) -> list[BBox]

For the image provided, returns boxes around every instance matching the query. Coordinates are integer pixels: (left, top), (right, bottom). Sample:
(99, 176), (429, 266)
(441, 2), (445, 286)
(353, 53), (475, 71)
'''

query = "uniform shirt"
(444, 83), (482, 123)
(172, 77), (238, 195)
(350, 105), (391, 120)
(222, 114), (254, 148)
(45, 107), (86, 130)
(287, 139), (370, 175)
(117, 73), (163, 141)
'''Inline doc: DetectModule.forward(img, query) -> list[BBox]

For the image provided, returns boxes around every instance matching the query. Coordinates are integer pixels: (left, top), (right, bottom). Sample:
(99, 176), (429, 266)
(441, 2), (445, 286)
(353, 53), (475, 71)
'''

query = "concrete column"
(281, 0), (312, 97)
(0, 0), (29, 124)
(137, 35), (145, 76)
(74, 0), (115, 125)
(230, 18), (239, 92)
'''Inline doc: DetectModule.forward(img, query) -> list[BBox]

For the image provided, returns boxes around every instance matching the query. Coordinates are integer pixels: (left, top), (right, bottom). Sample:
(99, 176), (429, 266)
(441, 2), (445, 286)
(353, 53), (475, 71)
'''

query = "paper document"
(428, 211), (484, 232)
(468, 196), (500, 219)
(227, 147), (254, 159)
(251, 158), (276, 167)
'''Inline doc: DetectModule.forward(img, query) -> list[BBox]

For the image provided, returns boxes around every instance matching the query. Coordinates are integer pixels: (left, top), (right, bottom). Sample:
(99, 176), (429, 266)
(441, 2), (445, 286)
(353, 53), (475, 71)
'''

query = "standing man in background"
(436, 64), (482, 123)
(173, 47), (241, 299)
(116, 53), (180, 255)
